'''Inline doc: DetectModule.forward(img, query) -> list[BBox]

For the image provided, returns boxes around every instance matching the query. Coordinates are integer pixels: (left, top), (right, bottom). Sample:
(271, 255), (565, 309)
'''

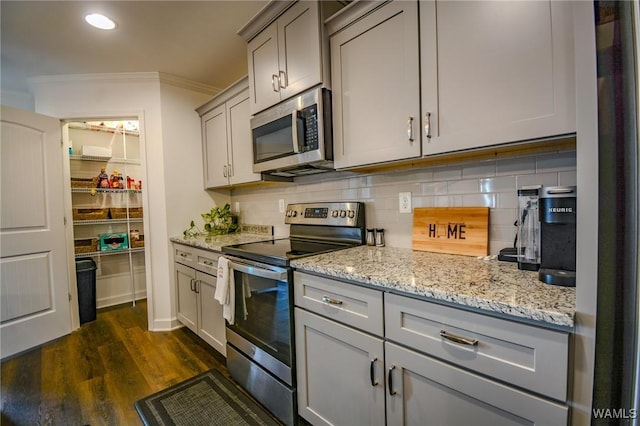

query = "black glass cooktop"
(222, 238), (354, 267)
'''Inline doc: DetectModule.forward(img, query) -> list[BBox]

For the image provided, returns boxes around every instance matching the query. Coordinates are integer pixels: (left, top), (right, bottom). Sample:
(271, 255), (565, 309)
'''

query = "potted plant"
(183, 203), (239, 238)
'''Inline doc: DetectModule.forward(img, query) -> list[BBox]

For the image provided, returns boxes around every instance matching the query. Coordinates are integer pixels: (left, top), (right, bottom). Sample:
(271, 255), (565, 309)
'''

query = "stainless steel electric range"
(221, 202), (365, 426)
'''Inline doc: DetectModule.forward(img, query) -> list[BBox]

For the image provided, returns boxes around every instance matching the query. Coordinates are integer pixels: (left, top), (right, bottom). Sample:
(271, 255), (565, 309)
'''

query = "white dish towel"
(214, 256), (235, 325)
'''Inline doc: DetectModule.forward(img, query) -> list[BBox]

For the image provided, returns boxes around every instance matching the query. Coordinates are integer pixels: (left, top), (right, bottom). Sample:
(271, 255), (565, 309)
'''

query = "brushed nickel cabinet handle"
(407, 117), (414, 142)
(424, 112), (432, 140)
(223, 165), (228, 178)
(321, 295), (343, 305)
(279, 70), (287, 89)
(179, 253), (187, 258)
(370, 358), (378, 387)
(440, 330), (478, 346)
(272, 74), (280, 92)
(189, 278), (196, 292)
(203, 260), (214, 266)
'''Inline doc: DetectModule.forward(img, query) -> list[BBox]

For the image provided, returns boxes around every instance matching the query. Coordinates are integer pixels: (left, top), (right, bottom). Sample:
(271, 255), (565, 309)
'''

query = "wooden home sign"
(412, 207), (490, 256)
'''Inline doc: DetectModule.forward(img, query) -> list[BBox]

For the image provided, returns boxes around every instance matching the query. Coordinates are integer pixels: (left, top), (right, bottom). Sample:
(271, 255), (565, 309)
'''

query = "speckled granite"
(170, 233), (275, 252)
(291, 245), (576, 328)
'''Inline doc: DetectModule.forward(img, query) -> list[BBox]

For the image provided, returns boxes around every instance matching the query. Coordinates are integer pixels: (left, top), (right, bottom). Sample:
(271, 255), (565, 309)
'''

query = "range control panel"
(285, 202), (364, 227)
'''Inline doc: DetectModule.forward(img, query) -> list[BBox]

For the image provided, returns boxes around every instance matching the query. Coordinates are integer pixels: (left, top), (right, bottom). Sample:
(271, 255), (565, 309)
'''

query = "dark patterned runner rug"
(135, 369), (281, 426)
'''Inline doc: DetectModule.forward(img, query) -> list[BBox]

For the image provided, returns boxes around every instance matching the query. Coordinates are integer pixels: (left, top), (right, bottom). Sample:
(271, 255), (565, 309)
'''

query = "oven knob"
(331, 210), (338, 218)
(285, 210), (291, 217)
(339, 210), (347, 218)
(348, 210), (355, 218)
(291, 210), (297, 217)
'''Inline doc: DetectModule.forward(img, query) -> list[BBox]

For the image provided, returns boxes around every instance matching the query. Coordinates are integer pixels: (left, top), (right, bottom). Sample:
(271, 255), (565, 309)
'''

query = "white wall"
(1, 89), (35, 111)
(30, 72), (219, 331)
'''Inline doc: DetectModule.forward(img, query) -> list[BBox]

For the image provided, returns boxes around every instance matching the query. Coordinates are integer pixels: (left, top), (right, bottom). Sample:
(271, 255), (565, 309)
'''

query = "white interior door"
(1, 105), (71, 359)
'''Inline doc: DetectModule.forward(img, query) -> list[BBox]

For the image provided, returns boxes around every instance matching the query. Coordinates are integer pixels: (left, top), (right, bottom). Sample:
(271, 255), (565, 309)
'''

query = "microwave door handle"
(230, 262), (288, 281)
(291, 110), (301, 153)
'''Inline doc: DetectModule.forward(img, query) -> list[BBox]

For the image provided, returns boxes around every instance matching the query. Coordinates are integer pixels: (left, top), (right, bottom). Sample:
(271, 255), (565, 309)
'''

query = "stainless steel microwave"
(251, 87), (333, 177)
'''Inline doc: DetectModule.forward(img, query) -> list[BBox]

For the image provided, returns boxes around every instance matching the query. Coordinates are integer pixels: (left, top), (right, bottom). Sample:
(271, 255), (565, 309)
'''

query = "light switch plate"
(399, 192), (412, 213)
(278, 199), (285, 213)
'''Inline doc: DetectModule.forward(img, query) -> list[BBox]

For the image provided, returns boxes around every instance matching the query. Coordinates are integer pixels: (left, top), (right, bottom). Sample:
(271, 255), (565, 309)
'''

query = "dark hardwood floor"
(0, 300), (228, 426)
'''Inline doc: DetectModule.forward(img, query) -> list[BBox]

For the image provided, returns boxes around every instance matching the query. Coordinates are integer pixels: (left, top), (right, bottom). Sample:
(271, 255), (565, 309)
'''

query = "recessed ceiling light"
(85, 13), (116, 30)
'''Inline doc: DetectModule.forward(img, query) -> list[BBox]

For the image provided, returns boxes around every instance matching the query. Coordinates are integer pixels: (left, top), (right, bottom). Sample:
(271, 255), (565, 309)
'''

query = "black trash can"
(75, 258), (97, 324)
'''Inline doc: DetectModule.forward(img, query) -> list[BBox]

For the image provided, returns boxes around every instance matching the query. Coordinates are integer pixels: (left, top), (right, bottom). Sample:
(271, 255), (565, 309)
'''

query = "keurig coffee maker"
(538, 186), (577, 286)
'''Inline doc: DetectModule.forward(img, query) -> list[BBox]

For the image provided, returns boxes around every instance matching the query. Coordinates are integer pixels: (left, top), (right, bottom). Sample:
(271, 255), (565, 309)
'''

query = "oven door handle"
(230, 261), (288, 282)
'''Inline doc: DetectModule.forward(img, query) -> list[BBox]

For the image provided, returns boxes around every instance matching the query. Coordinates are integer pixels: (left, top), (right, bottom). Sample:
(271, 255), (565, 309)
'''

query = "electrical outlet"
(278, 199), (285, 213)
(399, 192), (412, 213)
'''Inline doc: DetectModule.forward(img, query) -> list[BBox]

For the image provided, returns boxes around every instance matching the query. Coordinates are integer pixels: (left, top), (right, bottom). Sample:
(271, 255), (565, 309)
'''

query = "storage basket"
(74, 238), (99, 254)
(71, 177), (99, 188)
(73, 208), (109, 221)
(110, 207), (143, 219)
(131, 235), (145, 248)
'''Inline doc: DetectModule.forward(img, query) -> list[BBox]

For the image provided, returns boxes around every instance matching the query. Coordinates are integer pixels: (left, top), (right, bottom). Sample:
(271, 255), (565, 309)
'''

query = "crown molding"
(237, 0), (295, 41)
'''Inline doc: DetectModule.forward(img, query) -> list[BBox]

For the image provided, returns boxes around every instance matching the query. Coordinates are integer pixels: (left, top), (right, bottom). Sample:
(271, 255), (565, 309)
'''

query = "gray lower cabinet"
(174, 243), (226, 356)
(385, 341), (568, 426)
(294, 272), (570, 425)
(295, 308), (385, 426)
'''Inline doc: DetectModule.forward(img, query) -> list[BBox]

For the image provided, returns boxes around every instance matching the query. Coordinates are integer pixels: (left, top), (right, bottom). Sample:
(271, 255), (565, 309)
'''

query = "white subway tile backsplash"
(558, 170), (577, 186)
(479, 176), (516, 193)
(231, 151), (576, 250)
(420, 181), (448, 196)
(447, 179), (479, 195)
(432, 166), (462, 181)
(496, 155), (536, 176)
(462, 193), (496, 208)
(536, 151), (577, 173)
(516, 172), (558, 188)
(462, 161), (496, 179)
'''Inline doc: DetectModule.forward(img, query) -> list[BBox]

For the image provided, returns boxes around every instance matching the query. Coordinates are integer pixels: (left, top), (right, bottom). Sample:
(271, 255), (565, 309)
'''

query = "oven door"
(226, 258), (294, 384)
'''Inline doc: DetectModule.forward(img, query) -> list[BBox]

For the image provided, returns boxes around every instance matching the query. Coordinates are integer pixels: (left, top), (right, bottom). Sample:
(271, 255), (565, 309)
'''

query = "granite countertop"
(170, 233), (276, 252)
(291, 245), (576, 329)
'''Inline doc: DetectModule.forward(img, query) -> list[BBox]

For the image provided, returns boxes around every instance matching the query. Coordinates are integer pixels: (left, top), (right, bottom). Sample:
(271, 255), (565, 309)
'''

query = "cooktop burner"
(221, 202), (366, 267)
(222, 238), (355, 267)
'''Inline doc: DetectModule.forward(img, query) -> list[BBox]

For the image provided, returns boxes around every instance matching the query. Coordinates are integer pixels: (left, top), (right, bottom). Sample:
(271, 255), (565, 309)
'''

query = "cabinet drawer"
(195, 250), (220, 275)
(174, 244), (195, 267)
(294, 272), (383, 336)
(385, 293), (569, 401)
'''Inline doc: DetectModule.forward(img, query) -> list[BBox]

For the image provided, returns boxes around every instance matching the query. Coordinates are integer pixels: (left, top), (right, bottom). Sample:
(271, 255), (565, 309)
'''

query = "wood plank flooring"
(0, 300), (228, 426)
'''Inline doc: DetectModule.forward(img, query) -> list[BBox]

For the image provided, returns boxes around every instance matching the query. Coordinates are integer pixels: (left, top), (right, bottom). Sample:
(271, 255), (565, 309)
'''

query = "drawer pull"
(388, 365), (396, 395)
(440, 330), (478, 346)
(179, 253), (187, 258)
(321, 295), (343, 305)
(370, 358), (378, 387)
(203, 260), (214, 266)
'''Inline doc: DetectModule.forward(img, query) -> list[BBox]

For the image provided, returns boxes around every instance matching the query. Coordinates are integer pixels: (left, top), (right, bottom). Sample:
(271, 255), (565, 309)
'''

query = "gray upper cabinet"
(421, 0), (575, 156)
(244, 1), (323, 115)
(197, 77), (261, 189)
(329, 1), (421, 169)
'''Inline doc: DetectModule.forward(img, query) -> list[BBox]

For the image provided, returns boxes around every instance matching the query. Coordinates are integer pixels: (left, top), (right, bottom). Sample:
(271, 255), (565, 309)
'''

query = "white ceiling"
(0, 1), (269, 93)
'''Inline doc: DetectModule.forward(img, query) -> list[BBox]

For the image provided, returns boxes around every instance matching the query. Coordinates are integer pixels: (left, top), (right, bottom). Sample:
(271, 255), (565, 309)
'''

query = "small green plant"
(183, 203), (239, 238)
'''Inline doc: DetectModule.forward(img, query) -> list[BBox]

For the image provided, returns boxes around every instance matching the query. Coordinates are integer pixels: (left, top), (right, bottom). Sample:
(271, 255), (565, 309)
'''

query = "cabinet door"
(227, 89), (261, 186)
(278, 1), (322, 99)
(247, 21), (281, 114)
(421, 0), (575, 156)
(196, 270), (226, 356)
(175, 263), (198, 333)
(331, 1), (420, 169)
(385, 342), (568, 426)
(295, 308), (385, 426)
(202, 103), (229, 189)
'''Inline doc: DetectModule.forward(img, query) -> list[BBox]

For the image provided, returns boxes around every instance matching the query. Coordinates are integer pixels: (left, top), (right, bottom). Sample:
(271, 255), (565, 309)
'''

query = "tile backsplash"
(231, 150), (576, 254)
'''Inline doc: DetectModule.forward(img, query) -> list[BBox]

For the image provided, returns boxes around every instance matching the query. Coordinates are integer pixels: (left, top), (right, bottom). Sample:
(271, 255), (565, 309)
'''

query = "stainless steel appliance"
(221, 202), (365, 425)
(538, 186), (577, 286)
(251, 86), (333, 177)
(517, 185), (541, 271)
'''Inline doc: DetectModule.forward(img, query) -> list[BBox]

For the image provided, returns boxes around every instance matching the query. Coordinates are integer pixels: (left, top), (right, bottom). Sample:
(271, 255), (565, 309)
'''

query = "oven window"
(253, 115), (294, 163)
(230, 270), (292, 366)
